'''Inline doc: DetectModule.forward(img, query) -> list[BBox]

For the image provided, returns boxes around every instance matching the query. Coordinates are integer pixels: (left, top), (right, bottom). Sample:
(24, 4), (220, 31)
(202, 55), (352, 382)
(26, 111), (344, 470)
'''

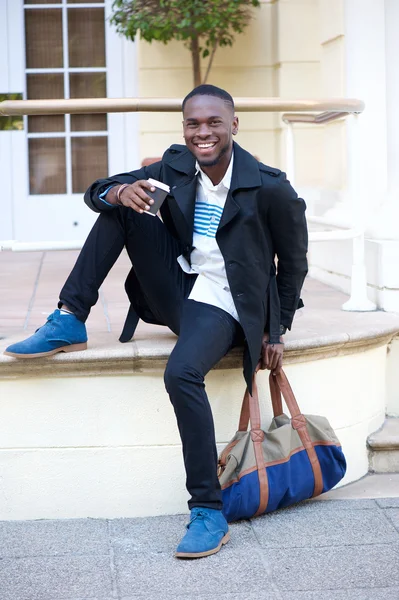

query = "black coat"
(85, 142), (308, 388)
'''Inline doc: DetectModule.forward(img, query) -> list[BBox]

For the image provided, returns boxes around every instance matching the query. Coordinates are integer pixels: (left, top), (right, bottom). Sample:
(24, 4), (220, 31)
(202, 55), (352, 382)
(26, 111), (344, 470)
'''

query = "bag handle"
(236, 367), (324, 500)
(238, 367), (283, 432)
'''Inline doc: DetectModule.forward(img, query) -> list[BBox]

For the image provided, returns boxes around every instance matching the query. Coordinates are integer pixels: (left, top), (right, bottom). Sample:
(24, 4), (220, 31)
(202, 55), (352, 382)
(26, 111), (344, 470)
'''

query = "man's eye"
(211, 121), (221, 125)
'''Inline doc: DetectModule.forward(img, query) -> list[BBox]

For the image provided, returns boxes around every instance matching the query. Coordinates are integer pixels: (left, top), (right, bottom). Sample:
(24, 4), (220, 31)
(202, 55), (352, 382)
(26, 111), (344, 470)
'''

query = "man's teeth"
(197, 143), (215, 148)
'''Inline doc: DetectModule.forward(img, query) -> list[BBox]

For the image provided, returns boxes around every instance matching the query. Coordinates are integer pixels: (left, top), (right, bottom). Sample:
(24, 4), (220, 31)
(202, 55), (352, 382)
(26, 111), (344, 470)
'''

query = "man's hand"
(260, 333), (284, 375)
(107, 181), (156, 213)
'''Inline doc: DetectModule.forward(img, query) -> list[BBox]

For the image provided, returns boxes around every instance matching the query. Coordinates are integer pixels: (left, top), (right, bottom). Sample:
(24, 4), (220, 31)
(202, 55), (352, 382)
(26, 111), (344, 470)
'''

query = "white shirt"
(177, 153), (239, 322)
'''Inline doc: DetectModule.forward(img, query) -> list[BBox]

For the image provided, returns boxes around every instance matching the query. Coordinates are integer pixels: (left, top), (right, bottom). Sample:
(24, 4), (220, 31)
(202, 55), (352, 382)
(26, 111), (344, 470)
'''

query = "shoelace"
(35, 312), (54, 334)
(187, 510), (208, 529)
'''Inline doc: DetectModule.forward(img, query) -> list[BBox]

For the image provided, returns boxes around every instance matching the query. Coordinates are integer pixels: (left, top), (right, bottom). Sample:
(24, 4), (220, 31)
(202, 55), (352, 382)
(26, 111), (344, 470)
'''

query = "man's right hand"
(106, 181), (156, 213)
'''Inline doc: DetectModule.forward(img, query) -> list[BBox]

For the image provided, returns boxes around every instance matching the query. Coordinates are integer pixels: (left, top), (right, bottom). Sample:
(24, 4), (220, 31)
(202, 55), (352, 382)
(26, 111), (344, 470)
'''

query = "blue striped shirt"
(177, 152), (239, 322)
(193, 201), (224, 238)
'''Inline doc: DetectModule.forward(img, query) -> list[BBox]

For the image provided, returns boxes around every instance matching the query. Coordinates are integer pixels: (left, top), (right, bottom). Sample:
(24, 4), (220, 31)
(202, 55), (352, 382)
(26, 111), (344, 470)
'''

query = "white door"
(5, 0), (139, 243)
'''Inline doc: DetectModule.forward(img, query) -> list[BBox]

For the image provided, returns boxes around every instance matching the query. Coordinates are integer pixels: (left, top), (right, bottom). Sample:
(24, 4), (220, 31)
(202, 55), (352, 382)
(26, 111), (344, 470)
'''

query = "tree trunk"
(203, 41), (218, 84)
(190, 36), (202, 87)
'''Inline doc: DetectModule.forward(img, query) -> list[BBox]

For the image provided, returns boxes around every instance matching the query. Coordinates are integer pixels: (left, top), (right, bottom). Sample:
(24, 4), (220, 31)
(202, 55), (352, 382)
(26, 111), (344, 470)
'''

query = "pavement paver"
(0, 555), (113, 600)
(0, 518), (109, 558)
(251, 501), (399, 548)
(279, 589), (399, 600)
(262, 544), (399, 591)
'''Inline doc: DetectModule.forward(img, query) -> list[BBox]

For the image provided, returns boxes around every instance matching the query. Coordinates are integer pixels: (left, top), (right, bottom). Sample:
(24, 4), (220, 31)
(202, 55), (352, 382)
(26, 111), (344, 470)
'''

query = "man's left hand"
(261, 333), (284, 375)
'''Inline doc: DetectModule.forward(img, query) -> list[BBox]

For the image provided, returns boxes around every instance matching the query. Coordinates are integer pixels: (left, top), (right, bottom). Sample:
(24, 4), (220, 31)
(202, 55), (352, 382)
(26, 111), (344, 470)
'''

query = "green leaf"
(110, 0), (261, 80)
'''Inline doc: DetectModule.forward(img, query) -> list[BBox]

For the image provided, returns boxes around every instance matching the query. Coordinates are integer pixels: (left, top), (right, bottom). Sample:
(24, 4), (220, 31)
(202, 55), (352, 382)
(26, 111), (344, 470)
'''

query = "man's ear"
(232, 116), (239, 136)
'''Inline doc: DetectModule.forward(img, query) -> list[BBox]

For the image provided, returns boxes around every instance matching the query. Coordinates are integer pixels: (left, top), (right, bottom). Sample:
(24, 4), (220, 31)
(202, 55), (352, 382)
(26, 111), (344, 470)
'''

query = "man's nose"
(197, 124), (211, 137)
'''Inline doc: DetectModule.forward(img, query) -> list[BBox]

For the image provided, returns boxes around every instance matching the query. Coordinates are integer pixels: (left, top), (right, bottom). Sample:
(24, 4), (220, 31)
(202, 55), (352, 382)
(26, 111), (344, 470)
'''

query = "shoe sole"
(4, 342), (88, 359)
(174, 532), (230, 559)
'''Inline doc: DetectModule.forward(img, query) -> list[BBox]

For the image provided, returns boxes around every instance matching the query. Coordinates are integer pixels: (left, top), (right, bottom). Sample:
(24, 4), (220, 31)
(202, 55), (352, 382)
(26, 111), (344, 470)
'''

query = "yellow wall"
(319, 0), (347, 190)
(137, 0), (327, 186)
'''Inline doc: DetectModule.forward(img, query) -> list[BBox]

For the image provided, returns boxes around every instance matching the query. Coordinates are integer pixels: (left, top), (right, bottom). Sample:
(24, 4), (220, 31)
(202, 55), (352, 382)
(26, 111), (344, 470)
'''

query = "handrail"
(282, 112), (351, 125)
(0, 97), (365, 116)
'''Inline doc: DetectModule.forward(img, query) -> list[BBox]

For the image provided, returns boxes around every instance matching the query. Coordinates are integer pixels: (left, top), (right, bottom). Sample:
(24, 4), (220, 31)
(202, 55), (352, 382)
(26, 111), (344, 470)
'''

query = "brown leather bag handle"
(236, 368), (323, 499)
(247, 372), (269, 516)
(272, 370), (324, 497)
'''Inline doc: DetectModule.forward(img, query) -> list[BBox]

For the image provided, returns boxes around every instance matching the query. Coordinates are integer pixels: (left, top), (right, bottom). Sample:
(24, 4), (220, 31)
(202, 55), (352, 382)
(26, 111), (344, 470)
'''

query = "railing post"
(285, 122), (296, 187)
(342, 113), (376, 311)
(342, 232), (376, 311)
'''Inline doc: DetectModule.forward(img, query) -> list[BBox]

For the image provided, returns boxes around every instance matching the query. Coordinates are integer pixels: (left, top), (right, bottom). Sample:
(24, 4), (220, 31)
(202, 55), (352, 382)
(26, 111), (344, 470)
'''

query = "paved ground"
(1, 476), (399, 600)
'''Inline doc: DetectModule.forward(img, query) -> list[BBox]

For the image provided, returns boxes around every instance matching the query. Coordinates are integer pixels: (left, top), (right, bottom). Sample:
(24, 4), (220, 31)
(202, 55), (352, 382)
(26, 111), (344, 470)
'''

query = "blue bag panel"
(222, 470), (260, 522)
(265, 448), (315, 512)
(315, 444), (347, 492)
(221, 443), (347, 522)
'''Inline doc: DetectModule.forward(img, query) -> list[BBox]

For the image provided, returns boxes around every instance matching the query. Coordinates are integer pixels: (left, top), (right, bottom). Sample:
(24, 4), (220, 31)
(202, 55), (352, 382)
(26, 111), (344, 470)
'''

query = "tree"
(111, 0), (260, 87)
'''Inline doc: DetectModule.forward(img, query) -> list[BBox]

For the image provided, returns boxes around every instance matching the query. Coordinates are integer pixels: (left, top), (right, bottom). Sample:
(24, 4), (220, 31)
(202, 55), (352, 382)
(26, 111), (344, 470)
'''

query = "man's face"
(182, 95), (239, 167)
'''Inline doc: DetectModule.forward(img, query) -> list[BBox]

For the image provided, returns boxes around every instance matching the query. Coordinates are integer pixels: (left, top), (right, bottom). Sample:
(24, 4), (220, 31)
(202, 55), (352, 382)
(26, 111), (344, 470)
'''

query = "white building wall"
(0, 0), (25, 242)
(308, 0), (399, 312)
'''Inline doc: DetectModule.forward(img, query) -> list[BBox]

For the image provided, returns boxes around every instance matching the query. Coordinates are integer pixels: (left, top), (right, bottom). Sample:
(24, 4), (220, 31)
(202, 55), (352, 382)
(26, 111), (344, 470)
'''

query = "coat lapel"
(217, 142), (262, 233)
(164, 142), (263, 237)
(171, 177), (197, 240)
(165, 147), (197, 240)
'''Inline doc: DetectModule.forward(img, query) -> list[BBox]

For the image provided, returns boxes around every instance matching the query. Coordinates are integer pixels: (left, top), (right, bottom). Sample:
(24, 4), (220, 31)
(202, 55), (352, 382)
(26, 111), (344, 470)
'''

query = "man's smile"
(193, 141), (218, 154)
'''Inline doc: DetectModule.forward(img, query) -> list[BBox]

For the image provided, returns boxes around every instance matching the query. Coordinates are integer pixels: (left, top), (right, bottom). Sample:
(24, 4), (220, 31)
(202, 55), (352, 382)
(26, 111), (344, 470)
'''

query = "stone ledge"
(368, 418), (399, 450)
(1, 323), (398, 379)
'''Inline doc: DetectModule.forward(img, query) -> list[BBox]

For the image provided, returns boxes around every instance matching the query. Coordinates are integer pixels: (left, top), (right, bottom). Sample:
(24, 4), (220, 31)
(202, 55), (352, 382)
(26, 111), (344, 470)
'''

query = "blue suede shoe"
(4, 310), (87, 358)
(175, 507), (230, 559)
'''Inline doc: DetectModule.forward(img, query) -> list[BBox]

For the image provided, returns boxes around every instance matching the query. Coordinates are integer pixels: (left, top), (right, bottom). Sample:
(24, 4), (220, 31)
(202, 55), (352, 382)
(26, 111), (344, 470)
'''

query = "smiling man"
(5, 85), (308, 558)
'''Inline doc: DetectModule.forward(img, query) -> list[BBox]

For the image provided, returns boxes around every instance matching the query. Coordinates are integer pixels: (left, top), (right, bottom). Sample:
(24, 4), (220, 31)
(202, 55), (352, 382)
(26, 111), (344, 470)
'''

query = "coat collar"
(167, 141), (262, 236)
(229, 141), (262, 192)
(165, 141), (262, 190)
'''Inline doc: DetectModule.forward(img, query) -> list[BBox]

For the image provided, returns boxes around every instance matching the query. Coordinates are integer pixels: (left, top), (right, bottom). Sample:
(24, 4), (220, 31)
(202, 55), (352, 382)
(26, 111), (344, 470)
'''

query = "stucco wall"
(136, 0), (323, 187)
(0, 344), (387, 520)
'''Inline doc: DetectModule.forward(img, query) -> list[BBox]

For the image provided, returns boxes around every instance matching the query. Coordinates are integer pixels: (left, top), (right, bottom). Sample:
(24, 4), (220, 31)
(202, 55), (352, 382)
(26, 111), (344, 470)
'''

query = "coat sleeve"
(266, 172), (308, 330)
(83, 161), (163, 213)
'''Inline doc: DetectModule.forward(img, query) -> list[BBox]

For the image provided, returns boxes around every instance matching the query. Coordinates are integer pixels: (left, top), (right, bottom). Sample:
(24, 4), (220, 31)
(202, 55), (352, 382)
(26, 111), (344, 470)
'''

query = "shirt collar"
(195, 151), (234, 191)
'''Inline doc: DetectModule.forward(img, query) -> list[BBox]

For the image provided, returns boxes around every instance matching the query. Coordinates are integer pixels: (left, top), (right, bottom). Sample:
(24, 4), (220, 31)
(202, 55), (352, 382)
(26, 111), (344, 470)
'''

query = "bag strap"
(238, 369), (282, 433)
(219, 376), (263, 470)
(236, 368), (324, 499)
(272, 370), (324, 497)
(249, 373), (270, 516)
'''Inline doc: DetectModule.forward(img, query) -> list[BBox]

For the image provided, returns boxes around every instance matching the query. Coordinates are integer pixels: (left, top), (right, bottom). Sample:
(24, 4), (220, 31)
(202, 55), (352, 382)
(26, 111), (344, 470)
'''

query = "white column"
(367, 0), (399, 240)
(344, 0), (387, 229)
(0, 0), (26, 242)
(385, 0), (399, 195)
(105, 0), (140, 174)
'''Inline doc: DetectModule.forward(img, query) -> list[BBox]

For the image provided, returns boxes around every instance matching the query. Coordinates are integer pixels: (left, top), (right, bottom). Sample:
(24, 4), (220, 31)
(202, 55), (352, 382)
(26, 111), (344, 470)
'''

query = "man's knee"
(164, 358), (204, 399)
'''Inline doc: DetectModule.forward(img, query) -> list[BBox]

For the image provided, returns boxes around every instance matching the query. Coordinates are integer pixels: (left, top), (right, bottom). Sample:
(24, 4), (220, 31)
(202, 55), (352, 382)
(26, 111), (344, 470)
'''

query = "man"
(5, 85), (308, 558)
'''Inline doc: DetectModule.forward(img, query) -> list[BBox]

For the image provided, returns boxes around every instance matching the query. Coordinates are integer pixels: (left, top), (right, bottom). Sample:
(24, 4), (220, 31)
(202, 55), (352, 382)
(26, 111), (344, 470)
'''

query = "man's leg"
(5, 208), (189, 357)
(164, 299), (241, 558)
(58, 209), (128, 323)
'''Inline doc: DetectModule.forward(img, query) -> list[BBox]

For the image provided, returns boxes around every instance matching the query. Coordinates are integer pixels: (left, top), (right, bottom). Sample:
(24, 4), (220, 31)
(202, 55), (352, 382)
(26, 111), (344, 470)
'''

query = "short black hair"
(182, 85), (235, 113)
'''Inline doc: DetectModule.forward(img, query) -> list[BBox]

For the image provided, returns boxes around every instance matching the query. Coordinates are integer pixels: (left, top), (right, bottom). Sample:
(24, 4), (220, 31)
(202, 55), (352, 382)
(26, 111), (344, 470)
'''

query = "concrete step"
(368, 417), (399, 473)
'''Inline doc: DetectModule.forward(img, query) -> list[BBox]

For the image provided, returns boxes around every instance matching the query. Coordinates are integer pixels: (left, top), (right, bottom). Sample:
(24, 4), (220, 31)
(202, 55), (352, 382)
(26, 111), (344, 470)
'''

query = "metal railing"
(0, 96), (374, 311)
(283, 110), (375, 311)
(0, 97), (364, 116)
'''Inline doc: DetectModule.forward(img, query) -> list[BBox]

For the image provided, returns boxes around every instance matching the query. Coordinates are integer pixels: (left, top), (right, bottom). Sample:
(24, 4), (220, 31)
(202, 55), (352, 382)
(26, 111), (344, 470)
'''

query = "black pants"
(59, 207), (242, 509)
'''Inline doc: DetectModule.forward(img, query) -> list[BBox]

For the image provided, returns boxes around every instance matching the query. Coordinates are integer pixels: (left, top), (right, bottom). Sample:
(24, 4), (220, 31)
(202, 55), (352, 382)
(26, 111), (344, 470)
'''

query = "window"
(24, 0), (108, 195)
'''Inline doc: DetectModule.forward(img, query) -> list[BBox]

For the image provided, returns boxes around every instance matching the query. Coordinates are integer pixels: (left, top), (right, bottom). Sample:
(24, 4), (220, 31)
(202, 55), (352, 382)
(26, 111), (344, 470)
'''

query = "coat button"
(235, 292), (244, 297)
